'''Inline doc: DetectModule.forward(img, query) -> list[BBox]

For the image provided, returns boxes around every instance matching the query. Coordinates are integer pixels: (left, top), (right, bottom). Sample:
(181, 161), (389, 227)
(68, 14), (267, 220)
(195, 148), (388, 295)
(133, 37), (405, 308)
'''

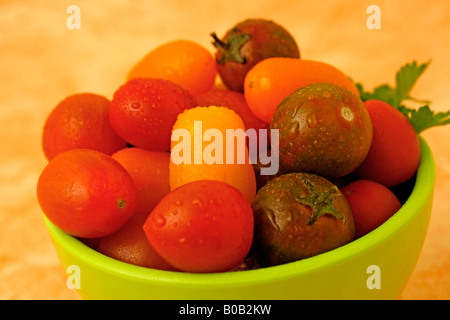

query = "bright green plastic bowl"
(44, 137), (435, 300)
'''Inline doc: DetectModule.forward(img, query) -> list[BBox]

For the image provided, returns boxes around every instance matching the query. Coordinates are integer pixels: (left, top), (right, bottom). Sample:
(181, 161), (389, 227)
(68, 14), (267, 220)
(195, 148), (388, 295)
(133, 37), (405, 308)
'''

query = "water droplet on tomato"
(131, 102), (140, 109)
(192, 199), (203, 210)
(322, 91), (331, 98)
(287, 121), (299, 139)
(306, 114), (317, 128)
(154, 215), (166, 227)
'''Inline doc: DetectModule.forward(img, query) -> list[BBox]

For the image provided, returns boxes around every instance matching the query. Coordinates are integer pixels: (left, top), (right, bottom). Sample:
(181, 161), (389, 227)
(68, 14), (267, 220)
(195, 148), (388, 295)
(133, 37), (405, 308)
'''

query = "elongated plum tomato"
(169, 106), (256, 203)
(244, 58), (360, 123)
(143, 180), (254, 273)
(354, 99), (420, 187)
(37, 149), (137, 238)
(127, 40), (216, 96)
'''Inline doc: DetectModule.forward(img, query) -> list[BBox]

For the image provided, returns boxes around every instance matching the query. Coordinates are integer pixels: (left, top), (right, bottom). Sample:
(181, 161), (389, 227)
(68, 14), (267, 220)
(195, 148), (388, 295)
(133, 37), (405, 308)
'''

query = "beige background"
(0, 0), (449, 299)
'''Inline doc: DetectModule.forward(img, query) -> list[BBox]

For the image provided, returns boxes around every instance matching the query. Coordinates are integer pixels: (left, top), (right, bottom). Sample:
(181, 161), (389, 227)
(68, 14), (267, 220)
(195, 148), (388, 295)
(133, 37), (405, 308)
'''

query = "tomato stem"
(211, 30), (251, 64)
(299, 178), (346, 225)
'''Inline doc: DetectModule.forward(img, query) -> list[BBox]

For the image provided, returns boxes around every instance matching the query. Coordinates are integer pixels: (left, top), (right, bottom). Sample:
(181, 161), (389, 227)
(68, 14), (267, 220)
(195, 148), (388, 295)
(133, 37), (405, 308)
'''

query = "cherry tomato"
(37, 149), (137, 238)
(97, 212), (177, 271)
(194, 89), (268, 135)
(42, 93), (127, 161)
(112, 147), (170, 213)
(244, 57), (360, 123)
(341, 179), (402, 238)
(109, 78), (196, 151)
(127, 40), (217, 96)
(143, 180), (254, 273)
(354, 99), (420, 187)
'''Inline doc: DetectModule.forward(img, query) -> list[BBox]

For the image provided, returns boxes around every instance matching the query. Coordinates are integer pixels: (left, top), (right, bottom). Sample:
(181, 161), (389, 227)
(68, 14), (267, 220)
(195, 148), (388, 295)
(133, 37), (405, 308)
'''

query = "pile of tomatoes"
(37, 19), (421, 273)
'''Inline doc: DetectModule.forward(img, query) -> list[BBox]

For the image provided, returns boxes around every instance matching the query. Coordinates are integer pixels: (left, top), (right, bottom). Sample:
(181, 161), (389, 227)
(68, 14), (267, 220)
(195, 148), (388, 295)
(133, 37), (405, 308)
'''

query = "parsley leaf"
(398, 105), (450, 134)
(354, 60), (450, 133)
(394, 60), (431, 107)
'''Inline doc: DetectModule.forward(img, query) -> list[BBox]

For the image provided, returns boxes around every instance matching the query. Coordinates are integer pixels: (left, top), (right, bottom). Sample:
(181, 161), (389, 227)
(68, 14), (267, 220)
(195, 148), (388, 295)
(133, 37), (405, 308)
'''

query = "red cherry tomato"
(109, 78), (196, 152)
(112, 147), (170, 213)
(37, 149), (137, 238)
(354, 99), (420, 187)
(143, 180), (254, 273)
(341, 179), (402, 238)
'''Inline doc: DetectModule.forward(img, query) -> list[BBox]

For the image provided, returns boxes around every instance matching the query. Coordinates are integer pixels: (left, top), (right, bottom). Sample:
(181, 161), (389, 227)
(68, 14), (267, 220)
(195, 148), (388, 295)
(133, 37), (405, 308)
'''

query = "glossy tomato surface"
(143, 180), (254, 273)
(37, 149), (137, 238)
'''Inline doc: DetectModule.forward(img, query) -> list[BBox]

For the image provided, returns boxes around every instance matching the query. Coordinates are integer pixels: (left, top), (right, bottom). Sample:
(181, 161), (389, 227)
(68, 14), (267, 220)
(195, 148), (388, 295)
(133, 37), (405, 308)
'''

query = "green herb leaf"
(398, 105), (450, 134)
(354, 60), (450, 133)
(394, 60), (431, 107)
(355, 60), (431, 108)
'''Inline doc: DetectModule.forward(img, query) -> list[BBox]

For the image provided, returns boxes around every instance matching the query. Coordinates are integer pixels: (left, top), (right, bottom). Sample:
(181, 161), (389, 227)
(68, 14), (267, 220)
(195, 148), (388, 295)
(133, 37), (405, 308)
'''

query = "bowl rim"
(44, 136), (436, 287)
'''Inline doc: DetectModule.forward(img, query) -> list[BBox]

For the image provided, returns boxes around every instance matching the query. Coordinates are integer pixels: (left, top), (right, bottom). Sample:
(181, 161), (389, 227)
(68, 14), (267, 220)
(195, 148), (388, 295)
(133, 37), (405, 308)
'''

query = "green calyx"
(211, 29), (251, 64)
(297, 178), (346, 225)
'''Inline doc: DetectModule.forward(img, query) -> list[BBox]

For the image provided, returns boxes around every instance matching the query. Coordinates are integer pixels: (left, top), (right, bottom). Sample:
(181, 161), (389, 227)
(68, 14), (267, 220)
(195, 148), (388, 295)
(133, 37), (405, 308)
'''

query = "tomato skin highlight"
(341, 179), (402, 238)
(37, 149), (137, 238)
(354, 99), (421, 187)
(143, 180), (254, 273)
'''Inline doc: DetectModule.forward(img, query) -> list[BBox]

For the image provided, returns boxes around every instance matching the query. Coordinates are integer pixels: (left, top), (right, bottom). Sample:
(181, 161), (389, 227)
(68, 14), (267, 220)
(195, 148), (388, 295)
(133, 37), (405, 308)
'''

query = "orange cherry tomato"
(127, 39), (217, 96)
(244, 57), (360, 123)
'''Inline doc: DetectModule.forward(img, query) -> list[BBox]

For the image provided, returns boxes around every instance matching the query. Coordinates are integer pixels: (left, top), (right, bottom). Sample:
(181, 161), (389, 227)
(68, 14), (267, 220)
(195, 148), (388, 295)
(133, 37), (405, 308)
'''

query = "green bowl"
(44, 137), (435, 300)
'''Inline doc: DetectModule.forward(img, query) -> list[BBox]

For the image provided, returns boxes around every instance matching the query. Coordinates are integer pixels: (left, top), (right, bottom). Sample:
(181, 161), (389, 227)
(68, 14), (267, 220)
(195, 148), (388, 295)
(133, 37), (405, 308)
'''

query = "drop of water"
(306, 114), (318, 128)
(131, 102), (140, 109)
(322, 91), (331, 98)
(289, 121), (299, 134)
(192, 199), (203, 210)
(154, 215), (166, 227)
